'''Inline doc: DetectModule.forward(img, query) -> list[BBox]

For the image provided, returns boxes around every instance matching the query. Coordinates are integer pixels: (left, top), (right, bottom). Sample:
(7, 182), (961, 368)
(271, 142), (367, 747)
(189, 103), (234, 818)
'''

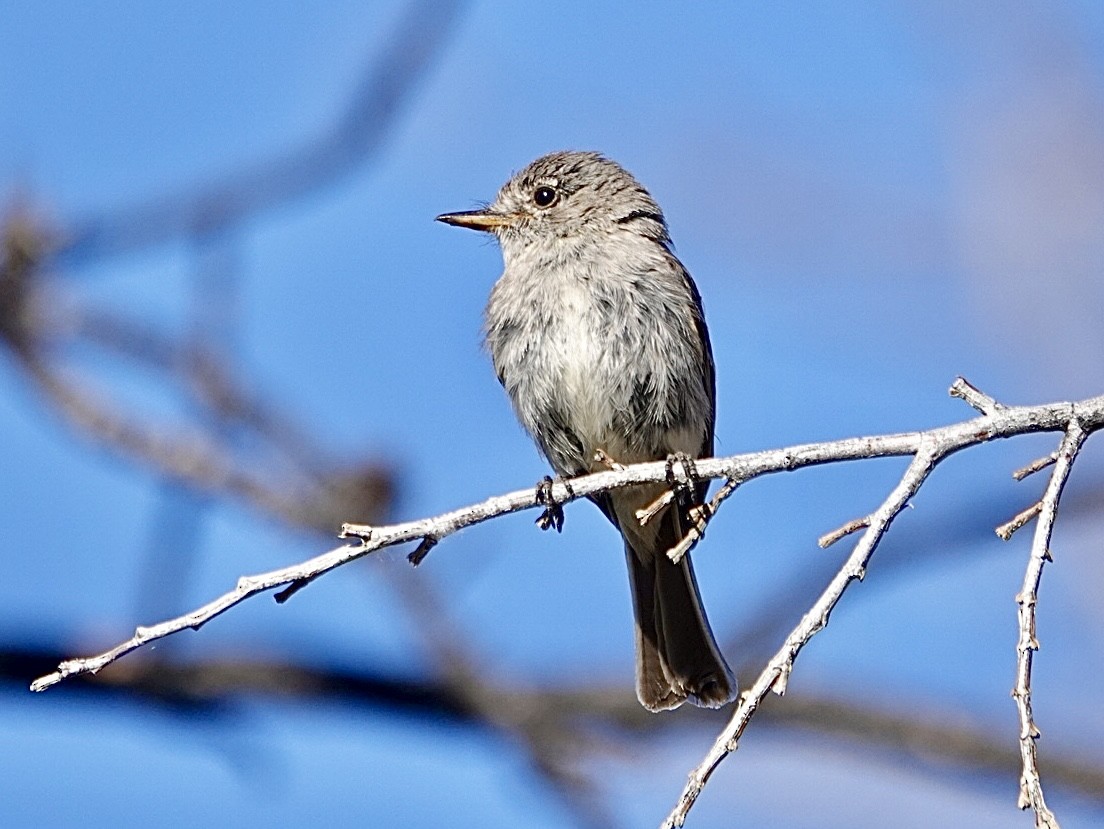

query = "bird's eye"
(533, 186), (557, 207)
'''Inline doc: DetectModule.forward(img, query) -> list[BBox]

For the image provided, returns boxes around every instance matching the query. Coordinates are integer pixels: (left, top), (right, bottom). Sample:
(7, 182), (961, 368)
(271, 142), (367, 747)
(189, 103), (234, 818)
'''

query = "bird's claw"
(535, 475), (567, 532)
(665, 452), (700, 505)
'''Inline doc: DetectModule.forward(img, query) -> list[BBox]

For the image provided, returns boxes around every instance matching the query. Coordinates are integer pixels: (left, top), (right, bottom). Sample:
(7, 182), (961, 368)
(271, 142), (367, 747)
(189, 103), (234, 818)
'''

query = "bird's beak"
(435, 209), (514, 232)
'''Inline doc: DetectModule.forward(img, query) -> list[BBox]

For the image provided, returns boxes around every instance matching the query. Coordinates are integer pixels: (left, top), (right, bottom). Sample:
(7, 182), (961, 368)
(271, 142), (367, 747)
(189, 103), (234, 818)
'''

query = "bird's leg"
(534, 475), (571, 533)
(638, 453), (700, 527)
(663, 454), (725, 562)
(665, 452), (700, 508)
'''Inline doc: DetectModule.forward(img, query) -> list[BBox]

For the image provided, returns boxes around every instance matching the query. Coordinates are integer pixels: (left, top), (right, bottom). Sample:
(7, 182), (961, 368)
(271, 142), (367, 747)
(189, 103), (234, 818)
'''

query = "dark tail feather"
(624, 509), (735, 711)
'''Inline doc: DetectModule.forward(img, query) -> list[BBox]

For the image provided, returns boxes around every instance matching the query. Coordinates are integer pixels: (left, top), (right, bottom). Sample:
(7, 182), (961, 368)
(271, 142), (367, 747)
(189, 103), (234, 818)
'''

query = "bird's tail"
(623, 505), (735, 711)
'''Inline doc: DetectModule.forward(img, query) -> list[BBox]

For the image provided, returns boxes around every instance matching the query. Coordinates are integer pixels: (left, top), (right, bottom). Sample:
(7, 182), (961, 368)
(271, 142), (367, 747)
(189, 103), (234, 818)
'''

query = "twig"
(950, 376), (1006, 415)
(996, 502), (1043, 541)
(1013, 453), (1058, 481)
(1009, 422), (1085, 829)
(661, 441), (941, 828)
(407, 536), (437, 566)
(660, 385), (1100, 828)
(32, 386), (1104, 695)
(818, 516), (871, 549)
(637, 490), (675, 526)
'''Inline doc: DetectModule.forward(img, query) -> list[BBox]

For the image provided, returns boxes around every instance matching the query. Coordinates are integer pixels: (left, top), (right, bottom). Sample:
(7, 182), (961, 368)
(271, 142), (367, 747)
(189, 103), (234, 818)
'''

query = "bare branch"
(1014, 453), (1059, 481)
(32, 386), (1104, 696)
(996, 502), (1043, 541)
(661, 389), (1100, 828)
(662, 440), (941, 827)
(1010, 422), (1086, 828)
(950, 375), (1006, 415)
(818, 516), (871, 549)
(24, 381), (1104, 829)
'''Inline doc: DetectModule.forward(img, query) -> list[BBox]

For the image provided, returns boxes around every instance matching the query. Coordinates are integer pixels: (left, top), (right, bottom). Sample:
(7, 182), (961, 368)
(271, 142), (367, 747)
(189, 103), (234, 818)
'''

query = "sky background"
(3, 2), (1104, 827)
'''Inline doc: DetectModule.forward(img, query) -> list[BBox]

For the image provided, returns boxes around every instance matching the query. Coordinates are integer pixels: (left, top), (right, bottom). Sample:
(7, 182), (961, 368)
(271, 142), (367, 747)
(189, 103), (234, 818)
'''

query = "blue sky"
(3, 3), (1104, 827)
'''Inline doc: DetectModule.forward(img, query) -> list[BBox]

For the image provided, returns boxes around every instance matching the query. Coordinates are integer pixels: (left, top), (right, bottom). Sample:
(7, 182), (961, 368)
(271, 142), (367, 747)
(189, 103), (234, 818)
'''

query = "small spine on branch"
(949, 376), (1005, 415)
(1013, 453), (1058, 481)
(996, 502), (1042, 541)
(407, 536), (437, 566)
(274, 576), (314, 603)
(818, 516), (871, 548)
(339, 522), (373, 541)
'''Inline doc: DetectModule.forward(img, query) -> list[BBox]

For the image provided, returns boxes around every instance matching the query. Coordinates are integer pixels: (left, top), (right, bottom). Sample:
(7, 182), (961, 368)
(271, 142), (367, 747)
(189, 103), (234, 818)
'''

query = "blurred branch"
(1, 214), (394, 534)
(8, 644), (1104, 805)
(54, 0), (469, 265)
(0, 6), (622, 822)
(19, 349), (391, 532)
(381, 565), (621, 829)
(724, 466), (1104, 676)
(49, 304), (335, 475)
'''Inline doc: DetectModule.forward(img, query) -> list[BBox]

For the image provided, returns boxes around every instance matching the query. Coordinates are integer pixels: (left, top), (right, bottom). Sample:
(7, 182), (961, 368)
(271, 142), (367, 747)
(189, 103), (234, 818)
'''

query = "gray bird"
(437, 151), (735, 711)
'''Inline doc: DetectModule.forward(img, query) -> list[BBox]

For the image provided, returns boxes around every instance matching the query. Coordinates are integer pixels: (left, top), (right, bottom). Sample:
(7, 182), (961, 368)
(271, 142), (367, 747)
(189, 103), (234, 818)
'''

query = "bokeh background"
(3, 2), (1104, 827)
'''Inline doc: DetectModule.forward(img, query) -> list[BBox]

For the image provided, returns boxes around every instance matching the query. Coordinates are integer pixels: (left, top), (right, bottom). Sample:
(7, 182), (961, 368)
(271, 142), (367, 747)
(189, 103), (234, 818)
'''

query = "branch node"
(274, 576), (314, 603)
(592, 449), (624, 471)
(1015, 591), (1037, 608)
(770, 665), (791, 696)
(995, 502), (1042, 540)
(949, 376), (1005, 415)
(407, 536), (438, 567)
(1013, 453), (1058, 481)
(818, 516), (870, 549)
(1017, 785), (1031, 811)
(339, 522), (373, 541)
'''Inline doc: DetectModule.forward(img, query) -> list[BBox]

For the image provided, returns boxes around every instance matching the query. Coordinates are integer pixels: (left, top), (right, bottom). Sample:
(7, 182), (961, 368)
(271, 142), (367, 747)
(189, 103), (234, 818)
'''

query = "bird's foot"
(665, 452), (700, 506)
(535, 475), (570, 532)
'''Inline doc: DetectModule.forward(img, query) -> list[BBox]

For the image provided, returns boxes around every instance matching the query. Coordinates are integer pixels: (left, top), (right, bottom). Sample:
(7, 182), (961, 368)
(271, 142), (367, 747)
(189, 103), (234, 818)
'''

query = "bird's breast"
(549, 278), (612, 449)
(486, 249), (708, 474)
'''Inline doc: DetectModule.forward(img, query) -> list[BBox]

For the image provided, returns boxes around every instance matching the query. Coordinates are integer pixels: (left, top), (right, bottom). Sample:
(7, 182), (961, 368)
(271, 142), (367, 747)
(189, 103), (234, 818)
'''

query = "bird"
(437, 151), (735, 711)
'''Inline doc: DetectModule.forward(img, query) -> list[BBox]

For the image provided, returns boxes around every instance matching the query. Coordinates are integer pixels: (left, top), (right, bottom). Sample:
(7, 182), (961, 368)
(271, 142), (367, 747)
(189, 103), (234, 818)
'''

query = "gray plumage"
(438, 151), (735, 711)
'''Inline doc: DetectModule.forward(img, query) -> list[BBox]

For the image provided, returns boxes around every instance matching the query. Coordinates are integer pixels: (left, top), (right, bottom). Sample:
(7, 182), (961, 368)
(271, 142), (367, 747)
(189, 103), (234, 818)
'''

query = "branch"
(11, 643), (1104, 804)
(26, 381), (1104, 828)
(661, 440), (941, 827)
(31, 384), (1104, 694)
(18, 354), (388, 534)
(1008, 422), (1086, 828)
(660, 385), (1100, 828)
